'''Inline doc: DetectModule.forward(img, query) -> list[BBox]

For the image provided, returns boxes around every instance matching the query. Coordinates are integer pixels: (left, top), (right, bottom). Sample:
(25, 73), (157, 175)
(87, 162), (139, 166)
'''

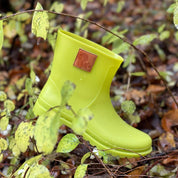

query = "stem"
(0, 9), (177, 108)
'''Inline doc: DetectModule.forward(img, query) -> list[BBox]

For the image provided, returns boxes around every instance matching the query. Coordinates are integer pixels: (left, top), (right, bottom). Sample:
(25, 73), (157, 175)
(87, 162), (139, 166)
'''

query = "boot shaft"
(49, 30), (123, 110)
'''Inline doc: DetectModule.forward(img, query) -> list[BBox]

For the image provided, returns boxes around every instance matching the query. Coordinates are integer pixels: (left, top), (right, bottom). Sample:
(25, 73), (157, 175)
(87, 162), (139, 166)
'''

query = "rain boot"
(33, 29), (152, 157)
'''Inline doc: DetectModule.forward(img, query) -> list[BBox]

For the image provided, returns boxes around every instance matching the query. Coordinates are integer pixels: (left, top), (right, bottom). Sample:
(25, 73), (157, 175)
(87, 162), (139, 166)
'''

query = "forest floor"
(0, 0), (178, 177)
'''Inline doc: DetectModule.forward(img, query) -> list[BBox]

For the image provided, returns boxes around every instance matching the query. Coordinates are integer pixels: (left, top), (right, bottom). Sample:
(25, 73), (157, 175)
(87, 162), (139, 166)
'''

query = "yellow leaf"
(0, 19), (3, 50)
(15, 122), (34, 153)
(174, 3), (178, 29)
(0, 138), (8, 152)
(32, 2), (49, 40)
(34, 110), (61, 154)
(0, 116), (9, 131)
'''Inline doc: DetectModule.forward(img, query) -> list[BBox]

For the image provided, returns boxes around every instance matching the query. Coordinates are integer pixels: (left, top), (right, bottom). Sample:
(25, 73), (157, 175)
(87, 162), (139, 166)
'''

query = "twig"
(0, 9), (177, 108)
(83, 140), (115, 178)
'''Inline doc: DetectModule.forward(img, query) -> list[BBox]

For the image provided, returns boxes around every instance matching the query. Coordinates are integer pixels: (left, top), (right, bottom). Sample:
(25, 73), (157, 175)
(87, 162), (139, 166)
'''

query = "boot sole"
(34, 99), (152, 158)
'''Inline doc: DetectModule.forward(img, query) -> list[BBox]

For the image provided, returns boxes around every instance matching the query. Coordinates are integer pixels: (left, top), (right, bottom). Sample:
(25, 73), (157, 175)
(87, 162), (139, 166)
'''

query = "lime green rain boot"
(33, 29), (152, 157)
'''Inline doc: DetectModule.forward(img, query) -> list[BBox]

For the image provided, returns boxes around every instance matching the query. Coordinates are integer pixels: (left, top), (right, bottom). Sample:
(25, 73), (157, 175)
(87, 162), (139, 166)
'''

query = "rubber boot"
(33, 29), (152, 157)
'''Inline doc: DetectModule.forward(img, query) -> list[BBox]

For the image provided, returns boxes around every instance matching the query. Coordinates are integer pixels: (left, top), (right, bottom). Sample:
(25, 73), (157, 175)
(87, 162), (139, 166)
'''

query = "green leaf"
(158, 24), (166, 33)
(154, 44), (166, 61)
(103, 0), (108, 6)
(61, 80), (76, 106)
(30, 68), (36, 84)
(133, 34), (157, 46)
(0, 91), (7, 101)
(167, 3), (176, 13)
(131, 72), (146, 77)
(9, 138), (21, 157)
(127, 114), (141, 125)
(74, 164), (88, 178)
(0, 115), (9, 131)
(34, 110), (60, 154)
(25, 78), (33, 96)
(174, 3), (178, 29)
(15, 13), (31, 21)
(26, 163), (52, 178)
(0, 20), (3, 51)
(32, 2), (49, 40)
(121, 100), (136, 115)
(72, 108), (93, 135)
(112, 41), (130, 54)
(15, 122), (34, 153)
(0, 138), (8, 152)
(81, 0), (93, 10)
(117, 1), (125, 13)
(56, 133), (79, 153)
(0, 153), (3, 162)
(81, 152), (91, 164)
(159, 30), (170, 41)
(50, 2), (64, 13)
(4, 99), (15, 112)
(14, 155), (42, 177)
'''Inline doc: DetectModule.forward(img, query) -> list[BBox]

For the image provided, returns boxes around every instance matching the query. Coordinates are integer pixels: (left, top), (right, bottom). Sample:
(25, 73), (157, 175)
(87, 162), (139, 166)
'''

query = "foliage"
(0, 0), (177, 177)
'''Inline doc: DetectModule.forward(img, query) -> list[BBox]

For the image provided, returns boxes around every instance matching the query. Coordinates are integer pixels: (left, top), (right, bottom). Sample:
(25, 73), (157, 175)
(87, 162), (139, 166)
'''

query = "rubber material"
(33, 29), (152, 157)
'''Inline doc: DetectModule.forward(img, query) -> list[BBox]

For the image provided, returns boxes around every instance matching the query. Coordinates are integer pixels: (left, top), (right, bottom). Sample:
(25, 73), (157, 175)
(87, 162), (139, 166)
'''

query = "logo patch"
(73, 49), (97, 72)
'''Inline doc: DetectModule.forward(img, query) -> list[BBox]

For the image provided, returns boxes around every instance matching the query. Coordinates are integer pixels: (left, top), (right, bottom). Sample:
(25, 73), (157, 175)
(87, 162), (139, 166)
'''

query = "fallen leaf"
(127, 166), (145, 178)
(146, 85), (166, 94)
(161, 109), (178, 137)
(158, 132), (176, 152)
(125, 89), (148, 105)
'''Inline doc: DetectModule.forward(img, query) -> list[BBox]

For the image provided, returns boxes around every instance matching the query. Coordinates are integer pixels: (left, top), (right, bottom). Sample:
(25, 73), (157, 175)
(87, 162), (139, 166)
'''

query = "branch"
(0, 9), (177, 108)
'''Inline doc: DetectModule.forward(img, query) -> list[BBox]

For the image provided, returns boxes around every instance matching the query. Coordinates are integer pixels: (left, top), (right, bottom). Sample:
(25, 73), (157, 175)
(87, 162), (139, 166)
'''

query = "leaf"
(112, 41), (130, 54)
(56, 133), (79, 153)
(72, 108), (93, 135)
(167, 3), (176, 13)
(15, 122), (34, 153)
(32, 2), (49, 40)
(128, 166), (145, 177)
(173, 3), (178, 29)
(133, 34), (157, 46)
(117, 1), (125, 13)
(50, 2), (64, 13)
(34, 110), (61, 154)
(0, 91), (7, 101)
(26, 163), (52, 178)
(0, 20), (3, 51)
(15, 13), (31, 21)
(159, 132), (176, 152)
(30, 68), (36, 84)
(81, 0), (93, 10)
(0, 153), (3, 162)
(61, 80), (76, 106)
(158, 24), (166, 33)
(131, 72), (146, 77)
(25, 78), (33, 96)
(103, 0), (108, 6)
(0, 138), (8, 152)
(4, 99), (15, 112)
(0, 115), (9, 131)
(159, 30), (170, 41)
(74, 164), (88, 178)
(81, 152), (91, 164)
(14, 155), (42, 177)
(161, 109), (178, 136)
(121, 100), (136, 114)
(9, 138), (21, 157)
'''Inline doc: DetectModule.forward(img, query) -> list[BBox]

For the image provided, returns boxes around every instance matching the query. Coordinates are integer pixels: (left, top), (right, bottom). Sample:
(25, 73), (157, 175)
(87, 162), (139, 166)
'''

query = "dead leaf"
(146, 85), (166, 94)
(158, 132), (176, 152)
(161, 109), (178, 137)
(127, 166), (145, 178)
(125, 89), (148, 105)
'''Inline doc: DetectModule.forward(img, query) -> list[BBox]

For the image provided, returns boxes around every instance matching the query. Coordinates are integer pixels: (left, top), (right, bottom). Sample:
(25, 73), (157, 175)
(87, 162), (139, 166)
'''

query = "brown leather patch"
(73, 49), (97, 72)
